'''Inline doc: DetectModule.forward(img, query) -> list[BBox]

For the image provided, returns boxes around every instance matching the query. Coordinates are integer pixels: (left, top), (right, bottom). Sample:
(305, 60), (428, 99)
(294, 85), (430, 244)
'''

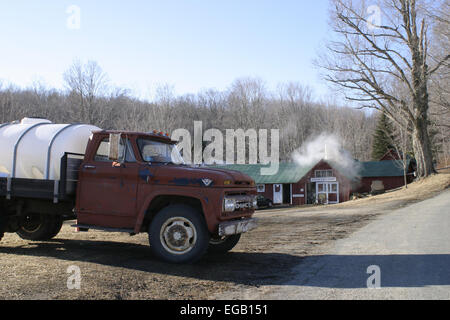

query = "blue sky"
(0, 0), (332, 100)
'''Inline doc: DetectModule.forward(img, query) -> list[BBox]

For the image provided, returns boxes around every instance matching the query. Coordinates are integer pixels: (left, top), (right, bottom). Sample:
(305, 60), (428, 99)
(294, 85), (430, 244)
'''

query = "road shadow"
(0, 238), (304, 286)
(2, 239), (449, 289)
(287, 254), (450, 289)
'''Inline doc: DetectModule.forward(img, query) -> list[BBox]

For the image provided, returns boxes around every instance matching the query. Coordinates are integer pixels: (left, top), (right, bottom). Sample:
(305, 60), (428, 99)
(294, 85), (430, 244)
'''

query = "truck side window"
(123, 139), (136, 162)
(94, 138), (136, 162)
(94, 138), (115, 162)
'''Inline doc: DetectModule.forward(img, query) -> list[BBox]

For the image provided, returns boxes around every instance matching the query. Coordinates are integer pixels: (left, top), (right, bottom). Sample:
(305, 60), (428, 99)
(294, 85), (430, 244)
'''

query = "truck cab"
(74, 130), (258, 263)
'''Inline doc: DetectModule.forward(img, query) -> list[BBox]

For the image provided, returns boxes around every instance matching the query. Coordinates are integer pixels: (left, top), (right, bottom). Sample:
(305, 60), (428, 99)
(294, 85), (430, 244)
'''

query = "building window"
(315, 170), (333, 178)
(256, 184), (265, 193)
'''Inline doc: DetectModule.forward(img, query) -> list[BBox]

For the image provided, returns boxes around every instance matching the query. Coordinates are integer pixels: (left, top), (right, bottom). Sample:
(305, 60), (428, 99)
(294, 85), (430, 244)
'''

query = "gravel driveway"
(217, 189), (450, 299)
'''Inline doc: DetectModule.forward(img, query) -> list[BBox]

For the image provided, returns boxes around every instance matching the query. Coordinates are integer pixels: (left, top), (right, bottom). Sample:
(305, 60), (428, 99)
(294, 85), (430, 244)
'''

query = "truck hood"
(148, 164), (254, 187)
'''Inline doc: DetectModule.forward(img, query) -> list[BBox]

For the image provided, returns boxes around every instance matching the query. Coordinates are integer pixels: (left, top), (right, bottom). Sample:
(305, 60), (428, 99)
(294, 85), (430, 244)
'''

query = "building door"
(283, 184), (292, 204)
(306, 182), (316, 204)
(327, 182), (339, 204)
(316, 182), (327, 204)
(273, 184), (283, 204)
(316, 182), (339, 204)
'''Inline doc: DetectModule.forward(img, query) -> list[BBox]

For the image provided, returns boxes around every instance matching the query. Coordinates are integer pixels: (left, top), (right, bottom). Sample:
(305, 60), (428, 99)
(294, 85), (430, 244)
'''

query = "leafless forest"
(0, 59), (447, 164)
(0, 72), (378, 162)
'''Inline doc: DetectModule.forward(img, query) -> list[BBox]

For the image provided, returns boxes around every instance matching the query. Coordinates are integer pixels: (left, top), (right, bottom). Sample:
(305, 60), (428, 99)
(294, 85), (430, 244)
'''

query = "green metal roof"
(210, 159), (410, 184)
(210, 162), (315, 184)
(358, 160), (410, 177)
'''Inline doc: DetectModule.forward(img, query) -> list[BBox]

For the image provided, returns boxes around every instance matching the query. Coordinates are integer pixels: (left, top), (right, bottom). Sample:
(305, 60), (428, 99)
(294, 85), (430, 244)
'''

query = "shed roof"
(210, 159), (410, 184)
(358, 160), (410, 177)
(210, 162), (315, 184)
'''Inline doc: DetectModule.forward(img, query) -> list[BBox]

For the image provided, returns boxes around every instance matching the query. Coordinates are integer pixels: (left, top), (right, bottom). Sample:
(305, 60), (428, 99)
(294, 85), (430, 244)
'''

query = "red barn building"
(212, 160), (353, 205)
(353, 159), (415, 193)
(212, 158), (414, 206)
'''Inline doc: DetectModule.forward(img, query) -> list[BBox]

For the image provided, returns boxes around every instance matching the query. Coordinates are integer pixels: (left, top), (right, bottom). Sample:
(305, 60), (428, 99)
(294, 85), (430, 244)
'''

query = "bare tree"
(63, 60), (109, 124)
(318, 0), (450, 178)
(0, 82), (11, 123)
(385, 110), (413, 187)
(227, 77), (267, 130)
(428, 0), (450, 168)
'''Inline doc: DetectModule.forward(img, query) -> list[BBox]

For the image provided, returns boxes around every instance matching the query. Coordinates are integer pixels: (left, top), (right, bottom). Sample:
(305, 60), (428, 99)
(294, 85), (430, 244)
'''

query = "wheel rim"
(160, 217), (197, 255)
(21, 214), (42, 233)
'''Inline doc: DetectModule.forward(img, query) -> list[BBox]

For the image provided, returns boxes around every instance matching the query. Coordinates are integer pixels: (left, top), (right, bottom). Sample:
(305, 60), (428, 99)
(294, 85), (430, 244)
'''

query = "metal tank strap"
(0, 120), (20, 129)
(1, 122), (13, 199)
(0, 122), (11, 130)
(45, 123), (80, 180)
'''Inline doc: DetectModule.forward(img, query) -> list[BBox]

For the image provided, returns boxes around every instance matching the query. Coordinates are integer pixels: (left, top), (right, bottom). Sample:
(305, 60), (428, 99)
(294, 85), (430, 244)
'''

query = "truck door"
(76, 137), (138, 228)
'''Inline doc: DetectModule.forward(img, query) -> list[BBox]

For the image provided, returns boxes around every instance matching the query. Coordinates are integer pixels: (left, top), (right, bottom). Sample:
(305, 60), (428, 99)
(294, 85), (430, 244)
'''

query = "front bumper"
(218, 218), (258, 236)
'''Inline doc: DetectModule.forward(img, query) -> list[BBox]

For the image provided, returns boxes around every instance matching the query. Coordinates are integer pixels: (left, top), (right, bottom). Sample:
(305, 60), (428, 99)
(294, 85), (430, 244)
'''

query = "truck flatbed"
(0, 153), (83, 203)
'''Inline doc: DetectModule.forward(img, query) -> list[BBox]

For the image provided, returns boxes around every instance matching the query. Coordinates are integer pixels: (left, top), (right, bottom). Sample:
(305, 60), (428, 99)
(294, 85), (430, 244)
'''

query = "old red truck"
(0, 120), (258, 263)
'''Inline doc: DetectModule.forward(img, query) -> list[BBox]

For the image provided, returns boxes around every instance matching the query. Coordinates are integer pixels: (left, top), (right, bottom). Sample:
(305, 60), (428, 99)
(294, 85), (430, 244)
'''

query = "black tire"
(0, 215), (6, 242)
(208, 234), (241, 254)
(148, 204), (210, 264)
(47, 216), (64, 239)
(16, 213), (60, 241)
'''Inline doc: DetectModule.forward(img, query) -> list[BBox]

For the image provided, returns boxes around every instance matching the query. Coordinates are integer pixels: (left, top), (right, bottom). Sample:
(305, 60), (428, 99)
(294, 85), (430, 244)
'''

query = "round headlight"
(223, 198), (236, 212)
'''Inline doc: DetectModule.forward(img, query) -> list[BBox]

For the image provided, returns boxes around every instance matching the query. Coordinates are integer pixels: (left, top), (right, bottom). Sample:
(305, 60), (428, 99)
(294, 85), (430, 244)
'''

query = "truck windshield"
(137, 139), (185, 164)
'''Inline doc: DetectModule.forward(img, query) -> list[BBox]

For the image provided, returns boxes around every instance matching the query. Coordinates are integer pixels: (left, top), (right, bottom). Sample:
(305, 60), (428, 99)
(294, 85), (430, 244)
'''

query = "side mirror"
(108, 133), (121, 161)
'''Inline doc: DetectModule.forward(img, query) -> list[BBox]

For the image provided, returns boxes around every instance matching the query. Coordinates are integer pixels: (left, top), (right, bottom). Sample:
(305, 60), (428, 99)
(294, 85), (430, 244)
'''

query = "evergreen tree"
(371, 112), (395, 160)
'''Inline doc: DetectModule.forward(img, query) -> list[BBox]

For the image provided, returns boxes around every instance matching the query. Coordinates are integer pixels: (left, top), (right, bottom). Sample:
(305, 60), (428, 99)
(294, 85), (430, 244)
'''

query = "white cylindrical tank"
(0, 118), (100, 180)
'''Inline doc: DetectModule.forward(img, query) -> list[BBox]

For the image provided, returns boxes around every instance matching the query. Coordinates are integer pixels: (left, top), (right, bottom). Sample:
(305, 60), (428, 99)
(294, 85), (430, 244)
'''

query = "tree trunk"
(410, 44), (435, 178)
(403, 162), (408, 188)
(412, 117), (435, 177)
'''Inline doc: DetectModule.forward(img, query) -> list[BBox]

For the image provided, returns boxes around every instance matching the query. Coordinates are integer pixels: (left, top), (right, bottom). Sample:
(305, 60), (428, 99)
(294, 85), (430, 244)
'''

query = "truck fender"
(134, 190), (218, 234)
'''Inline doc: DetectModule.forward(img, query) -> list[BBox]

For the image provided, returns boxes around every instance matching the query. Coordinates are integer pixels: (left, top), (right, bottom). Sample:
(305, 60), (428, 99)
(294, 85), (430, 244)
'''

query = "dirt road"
(218, 189), (450, 299)
(0, 174), (448, 300)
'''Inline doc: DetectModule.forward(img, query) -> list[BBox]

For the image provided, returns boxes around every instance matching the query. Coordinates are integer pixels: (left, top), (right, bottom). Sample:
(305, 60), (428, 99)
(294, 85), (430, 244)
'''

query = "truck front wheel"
(148, 205), (210, 264)
(208, 234), (241, 254)
(16, 213), (61, 241)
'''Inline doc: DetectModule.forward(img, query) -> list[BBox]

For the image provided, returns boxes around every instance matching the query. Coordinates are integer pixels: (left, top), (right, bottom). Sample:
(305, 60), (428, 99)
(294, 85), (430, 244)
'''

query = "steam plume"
(291, 133), (361, 180)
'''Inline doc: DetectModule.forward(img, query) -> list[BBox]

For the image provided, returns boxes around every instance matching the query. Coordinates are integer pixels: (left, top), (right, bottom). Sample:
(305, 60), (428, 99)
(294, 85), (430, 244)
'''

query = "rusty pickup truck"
(0, 128), (258, 263)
